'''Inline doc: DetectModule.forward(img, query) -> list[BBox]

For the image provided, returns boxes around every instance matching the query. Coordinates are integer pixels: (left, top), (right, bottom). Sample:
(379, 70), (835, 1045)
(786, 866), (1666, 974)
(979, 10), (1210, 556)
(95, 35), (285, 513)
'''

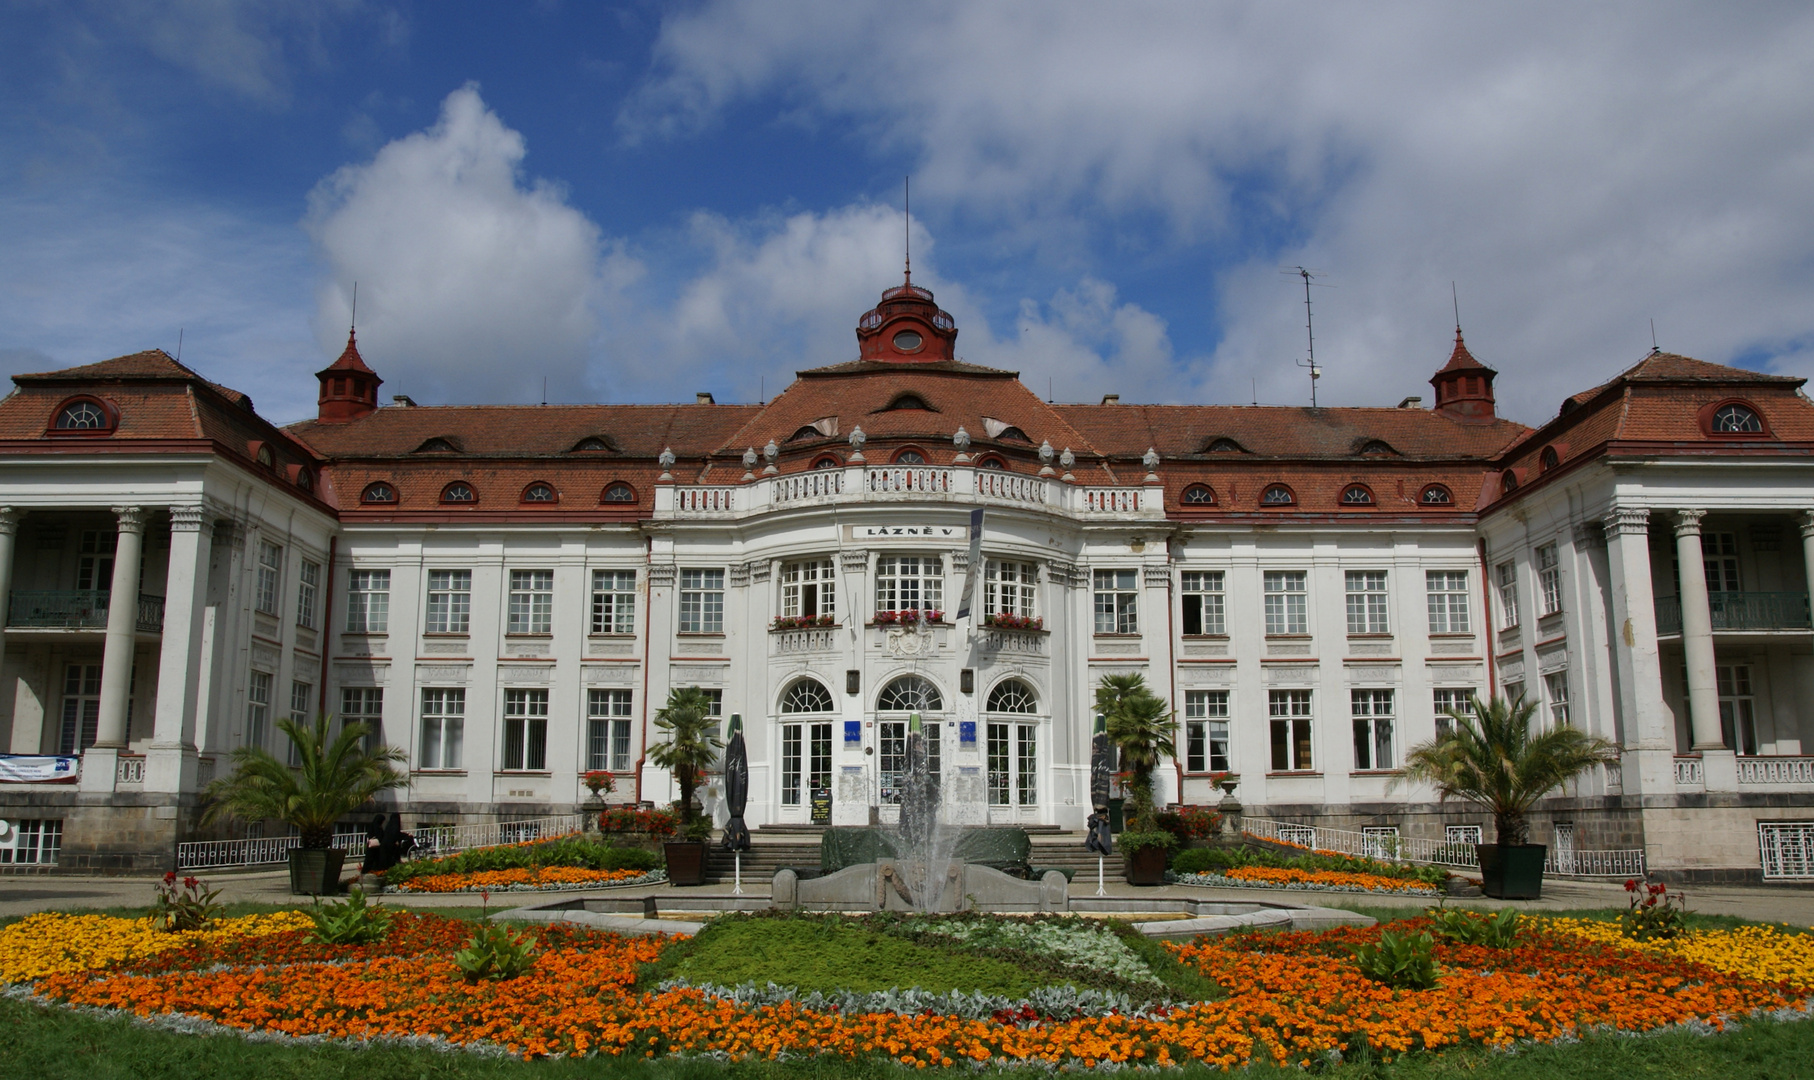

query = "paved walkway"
(5, 868), (1813, 924)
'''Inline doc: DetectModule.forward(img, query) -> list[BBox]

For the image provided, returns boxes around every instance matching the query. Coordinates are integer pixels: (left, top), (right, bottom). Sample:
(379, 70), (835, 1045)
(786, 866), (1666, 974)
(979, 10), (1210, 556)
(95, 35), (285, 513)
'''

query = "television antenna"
(1281, 266), (1333, 406)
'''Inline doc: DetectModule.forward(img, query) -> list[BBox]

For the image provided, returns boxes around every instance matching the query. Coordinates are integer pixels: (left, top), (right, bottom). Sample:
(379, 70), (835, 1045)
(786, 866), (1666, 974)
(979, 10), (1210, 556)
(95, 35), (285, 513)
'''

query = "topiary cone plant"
(202, 713), (407, 894)
(1401, 694), (1621, 898)
(1095, 673), (1178, 884)
(649, 687), (723, 883)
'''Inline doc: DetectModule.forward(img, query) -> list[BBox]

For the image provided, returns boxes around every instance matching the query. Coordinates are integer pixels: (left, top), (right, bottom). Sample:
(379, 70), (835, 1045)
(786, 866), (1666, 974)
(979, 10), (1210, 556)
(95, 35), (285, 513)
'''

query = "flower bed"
(396, 865), (665, 893)
(1174, 866), (1441, 895)
(381, 834), (659, 889)
(5, 910), (1812, 1067)
(1174, 837), (1449, 890)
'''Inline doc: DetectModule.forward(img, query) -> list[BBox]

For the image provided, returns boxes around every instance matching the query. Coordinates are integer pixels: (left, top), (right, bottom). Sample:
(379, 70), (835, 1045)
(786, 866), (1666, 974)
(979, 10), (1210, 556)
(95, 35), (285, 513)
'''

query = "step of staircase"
(703, 831), (1127, 884)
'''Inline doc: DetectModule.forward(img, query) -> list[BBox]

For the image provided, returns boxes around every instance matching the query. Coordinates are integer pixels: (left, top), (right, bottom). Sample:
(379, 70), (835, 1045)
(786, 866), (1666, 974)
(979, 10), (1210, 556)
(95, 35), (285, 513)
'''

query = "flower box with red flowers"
(982, 613), (1045, 631)
(770, 614), (837, 631)
(871, 609), (945, 626)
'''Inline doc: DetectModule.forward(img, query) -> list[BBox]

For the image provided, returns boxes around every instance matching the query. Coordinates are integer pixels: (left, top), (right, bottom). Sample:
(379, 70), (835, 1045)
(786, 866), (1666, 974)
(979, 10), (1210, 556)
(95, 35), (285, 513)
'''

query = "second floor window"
(1426, 571), (1470, 634)
(1432, 688), (1476, 737)
(985, 560), (1037, 618)
(426, 570), (472, 634)
(296, 559), (319, 628)
(1536, 543), (1561, 616)
(591, 569), (636, 634)
(1496, 561), (1519, 628)
(679, 569), (725, 632)
(346, 570), (389, 633)
(255, 541), (282, 615)
(875, 556), (942, 614)
(508, 570), (554, 634)
(781, 559), (836, 619)
(1093, 569), (1139, 634)
(1263, 570), (1308, 635)
(1544, 672), (1571, 727)
(1181, 571), (1225, 635)
(1345, 571), (1389, 634)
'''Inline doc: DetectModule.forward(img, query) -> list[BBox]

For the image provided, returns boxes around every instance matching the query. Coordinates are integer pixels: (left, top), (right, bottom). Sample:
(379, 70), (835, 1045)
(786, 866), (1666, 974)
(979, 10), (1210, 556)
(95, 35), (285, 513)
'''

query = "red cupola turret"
(316, 328), (383, 423)
(1429, 330), (1497, 423)
(855, 272), (958, 362)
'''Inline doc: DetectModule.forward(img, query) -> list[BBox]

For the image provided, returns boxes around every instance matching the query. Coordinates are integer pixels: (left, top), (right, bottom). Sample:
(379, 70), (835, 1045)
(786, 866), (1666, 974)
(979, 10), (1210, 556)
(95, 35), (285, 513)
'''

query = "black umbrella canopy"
(1089, 714), (1112, 811)
(721, 713), (751, 852)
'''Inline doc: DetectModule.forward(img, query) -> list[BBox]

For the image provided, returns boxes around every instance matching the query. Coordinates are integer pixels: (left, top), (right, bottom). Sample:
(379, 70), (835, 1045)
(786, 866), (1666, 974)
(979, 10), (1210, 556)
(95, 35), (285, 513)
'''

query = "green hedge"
(381, 836), (658, 886)
(1171, 844), (1449, 886)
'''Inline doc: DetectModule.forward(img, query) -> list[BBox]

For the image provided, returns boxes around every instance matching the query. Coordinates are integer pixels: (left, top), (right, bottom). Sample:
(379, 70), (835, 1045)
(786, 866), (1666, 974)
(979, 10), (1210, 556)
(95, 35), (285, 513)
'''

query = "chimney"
(1397, 396), (1422, 409)
(392, 394), (417, 407)
(1101, 394), (1120, 405)
(696, 392), (715, 405)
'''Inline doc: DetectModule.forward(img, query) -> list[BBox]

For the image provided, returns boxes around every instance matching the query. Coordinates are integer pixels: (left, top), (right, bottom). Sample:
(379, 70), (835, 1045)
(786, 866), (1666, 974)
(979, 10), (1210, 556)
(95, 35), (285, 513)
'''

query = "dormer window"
(789, 426), (824, 442)
(602, 482), (636, 503)
(1358, 440), (1398, 456)
(1261, 484), (1295, 506)
(1341, 485), (1375, 506)
(255, 444), (276, 468)
(1711, 402), (1764, 433)
(1181, 484), (1215, 506)
(995, 426), (1031, 443)
(522, 482), (557, 503)
(978, 457), (1007, 470)
(1203, 438), (1246, 453)
(441, 482), (476, 504)
(294, 468), (313, 492)
(1539, 446), (1560, 472)
(53, 399), (112, 432)
(415, 437), (459, 454)
(893, 449), (927, 465)
(362, 482), (397, 504)
(1500, 470), (1519, 495)
(881, 393), (932, 412)
(1420, 484), (1453, 505)
(571, 437), (613, 452)
(812, 456), (841, 470)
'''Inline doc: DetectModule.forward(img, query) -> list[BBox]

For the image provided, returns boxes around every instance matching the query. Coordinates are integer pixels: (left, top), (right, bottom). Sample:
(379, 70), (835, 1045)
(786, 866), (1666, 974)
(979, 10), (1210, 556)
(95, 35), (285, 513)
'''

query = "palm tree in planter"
(1096, 673), (1178, 885)
(202, 714), (407, 895)
(648, 686), (723, 885)
(1402, 694), (1620, 899)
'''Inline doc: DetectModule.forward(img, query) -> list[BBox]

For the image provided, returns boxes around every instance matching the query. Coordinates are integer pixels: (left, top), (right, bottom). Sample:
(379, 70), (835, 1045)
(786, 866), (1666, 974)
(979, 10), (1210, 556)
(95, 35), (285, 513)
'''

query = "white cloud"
(628, 2), (1814, 422)
(106, 0), (362, 105)
(305, 83), (607, 406)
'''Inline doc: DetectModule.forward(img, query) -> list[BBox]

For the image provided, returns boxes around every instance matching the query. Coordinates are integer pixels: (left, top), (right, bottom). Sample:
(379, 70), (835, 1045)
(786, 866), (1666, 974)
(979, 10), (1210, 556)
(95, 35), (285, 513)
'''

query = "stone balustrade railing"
(656, 465), (1159, 521)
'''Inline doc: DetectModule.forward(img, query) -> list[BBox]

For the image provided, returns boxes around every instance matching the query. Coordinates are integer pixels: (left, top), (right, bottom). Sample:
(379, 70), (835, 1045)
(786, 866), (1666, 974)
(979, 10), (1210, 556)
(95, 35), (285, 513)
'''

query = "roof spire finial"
(1452, 280), (1462, 341)
(903, 175), (911, 285)
(350, 281), (358, 341)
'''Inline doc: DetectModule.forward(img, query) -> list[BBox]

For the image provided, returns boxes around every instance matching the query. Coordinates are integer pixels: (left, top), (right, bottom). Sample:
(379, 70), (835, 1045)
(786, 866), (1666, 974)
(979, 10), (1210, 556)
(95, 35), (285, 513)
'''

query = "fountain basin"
(773, 861), (1069, 913)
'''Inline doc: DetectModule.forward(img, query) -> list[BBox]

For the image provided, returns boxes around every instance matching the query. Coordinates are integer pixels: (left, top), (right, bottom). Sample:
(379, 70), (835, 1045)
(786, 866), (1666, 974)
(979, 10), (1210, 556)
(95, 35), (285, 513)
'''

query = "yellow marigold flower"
(0, 911), (311, 985)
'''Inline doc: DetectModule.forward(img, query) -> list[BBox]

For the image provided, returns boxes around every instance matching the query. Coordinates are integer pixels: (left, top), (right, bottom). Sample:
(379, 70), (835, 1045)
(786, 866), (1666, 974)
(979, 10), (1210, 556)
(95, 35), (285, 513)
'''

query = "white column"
(1673, 510), (1724, 750)
(147, 505), (211, 793)
(93, 506), (146, 748)
(1601, 508), (1673, 793)
(0, 507), (18, 689)
(1799, 511), (1814, 626)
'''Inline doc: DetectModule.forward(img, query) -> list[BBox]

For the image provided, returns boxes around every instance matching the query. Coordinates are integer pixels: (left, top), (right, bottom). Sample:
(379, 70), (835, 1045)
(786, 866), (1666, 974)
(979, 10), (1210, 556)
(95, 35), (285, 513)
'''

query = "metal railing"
(1655, 591), (1812, 635)
(1243, 816), (1646, 877)
(7, 590), (165, 633)
(176, 813), (583, 870)
(1739, 757), (1814, 785)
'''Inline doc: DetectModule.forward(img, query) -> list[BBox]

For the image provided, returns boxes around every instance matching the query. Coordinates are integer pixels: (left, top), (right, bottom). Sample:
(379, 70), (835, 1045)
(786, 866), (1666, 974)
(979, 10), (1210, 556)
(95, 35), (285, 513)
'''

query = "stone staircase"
(701, 828), (1125, 885)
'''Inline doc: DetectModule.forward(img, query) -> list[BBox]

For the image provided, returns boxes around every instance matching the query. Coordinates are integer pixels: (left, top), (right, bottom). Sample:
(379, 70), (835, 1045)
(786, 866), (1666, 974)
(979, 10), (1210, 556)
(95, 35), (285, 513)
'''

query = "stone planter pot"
(663, 841), (708, 886)
(288, 847), (345, 896)
(1477, 843), (1546, 900)
(1123, 845), (1169, 886)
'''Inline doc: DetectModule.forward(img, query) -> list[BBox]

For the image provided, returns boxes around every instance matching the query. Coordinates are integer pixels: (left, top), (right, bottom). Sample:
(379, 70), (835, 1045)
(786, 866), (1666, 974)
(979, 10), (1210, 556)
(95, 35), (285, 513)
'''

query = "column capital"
(1799, 510), (1814, 539)
(111, 505), (147, 534)
(1673, 508), (1708, 537)
(1602, 507), (1651, 537)
(168, 504), (209, 533)
(0, 507), (19, 536)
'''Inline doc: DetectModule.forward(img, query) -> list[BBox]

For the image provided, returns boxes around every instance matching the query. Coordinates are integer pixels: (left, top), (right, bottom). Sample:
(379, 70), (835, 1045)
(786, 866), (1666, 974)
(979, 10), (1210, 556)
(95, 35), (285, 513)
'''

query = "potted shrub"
(648, 686), (723, 886)
(202, 713), (407, 895)
(1402, 694), (1620, 900)
(1097, 673), (1179, 885)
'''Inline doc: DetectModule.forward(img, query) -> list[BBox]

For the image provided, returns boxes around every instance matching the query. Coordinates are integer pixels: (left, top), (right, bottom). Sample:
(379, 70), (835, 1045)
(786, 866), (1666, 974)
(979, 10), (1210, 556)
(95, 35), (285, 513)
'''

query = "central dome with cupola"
(855, 273), (958, 362)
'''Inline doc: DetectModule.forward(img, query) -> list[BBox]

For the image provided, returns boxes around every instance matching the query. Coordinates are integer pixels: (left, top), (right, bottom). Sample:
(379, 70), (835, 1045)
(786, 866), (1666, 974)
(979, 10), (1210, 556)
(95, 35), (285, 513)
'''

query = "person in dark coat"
(360, 813), (387, 874)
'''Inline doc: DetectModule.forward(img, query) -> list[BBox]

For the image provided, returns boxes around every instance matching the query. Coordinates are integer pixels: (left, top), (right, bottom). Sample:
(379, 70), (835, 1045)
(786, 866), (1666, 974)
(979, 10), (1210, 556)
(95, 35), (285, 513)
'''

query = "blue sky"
(4, 2), (1814, 427)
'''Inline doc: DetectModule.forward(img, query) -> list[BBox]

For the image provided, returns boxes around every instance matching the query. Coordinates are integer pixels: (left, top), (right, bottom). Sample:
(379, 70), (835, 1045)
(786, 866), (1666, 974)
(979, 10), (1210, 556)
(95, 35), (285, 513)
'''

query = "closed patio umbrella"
(721, 714), (751, 853)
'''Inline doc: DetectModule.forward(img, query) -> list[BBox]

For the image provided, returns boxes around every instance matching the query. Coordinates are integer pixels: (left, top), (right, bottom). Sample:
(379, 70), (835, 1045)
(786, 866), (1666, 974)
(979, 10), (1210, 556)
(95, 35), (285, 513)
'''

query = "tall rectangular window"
(1536, 543), (1562, 616)
(1432, 688), (1476, 737)
(1184, 690), (1230, 772)
(1426, 570), (1471, 634)
(346, 569), (390, 632)
(246, 671), (272, 749)
(58, 663), (101, 755)
(879, 720), (906, 804)
(287, 680), (312, 766)
(780, 559), (837, 619)
(875, 556), (943, 615)
(419, 688), (465, 770)
(1180, 571), (1225, 635)
(503, 689), (549, 770)
(1496, 561), (1519, 629)
(985, 560), (1037, 618)
(1092, 569), (1139, 634)
(296, 559), (319, 628)
(780, 721), (834, 806)
(1718, 664), (1758, 755)
(1263, 571), (1308, 635)
(1703, 532), (1741, 593)
(986, 722), (1010, 806)
(1016, 724), (1038, 806)
(1544, 672), (1571, 728)
(255, 541), (283, 615)
(508, 570), (554, 634)
(1351, 689), (1396, 770)
(587, 689), (634, 771)
(426, 570), (472, 634)
(1345, 571), (1389, 634)
(340, 686), (383, 753)
(590, 569), (637, 634)
(679, 568), (726, 632)
(1269, 690), (1313, 771)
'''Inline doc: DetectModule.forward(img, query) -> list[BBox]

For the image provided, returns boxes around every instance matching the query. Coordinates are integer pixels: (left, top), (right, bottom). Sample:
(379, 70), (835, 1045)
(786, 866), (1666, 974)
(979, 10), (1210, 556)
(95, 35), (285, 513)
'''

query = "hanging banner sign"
(955, 508), (985, 620)
(0, 755), (80, 782)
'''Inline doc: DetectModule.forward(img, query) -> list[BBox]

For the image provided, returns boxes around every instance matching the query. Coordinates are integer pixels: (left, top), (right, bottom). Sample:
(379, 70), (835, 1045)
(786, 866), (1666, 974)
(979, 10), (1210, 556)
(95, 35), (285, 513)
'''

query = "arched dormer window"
(441, 481), (476, 504)
(1340, 484), (1375, 506)
(601, 482), (636, 503)
(1539, 446), (1560, 472)
(877, 675), (943, 712)
(977, 456), (1007, 470)
(893, 448), (927, 465)
(521, 482), (557, 504)
(1706, 400), (1767, 436)
(789, 425), (825, 442)
(293, 468), (313, 492)
(253, 443), (276, 469)
(1358, 440), (1399, 456)
(1261, 484), (1295, 506)
(995, 426), (1032, 444)
(881, 393), (932, 412)
(361, 481), (397, 504)
(986, 679), (1037, 714)
(414, 437), (459, 454)
(1420, 484), (1453, 506)
(51, 397), (116, 434)
(570, 436), (614, 452)
(812, 455), (841, 470)
(1181, 484), (1215, 506)
(780, 679), (835, 714)
(1500, 470), (1520, 495)
(1203, 437), (1246, 454)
